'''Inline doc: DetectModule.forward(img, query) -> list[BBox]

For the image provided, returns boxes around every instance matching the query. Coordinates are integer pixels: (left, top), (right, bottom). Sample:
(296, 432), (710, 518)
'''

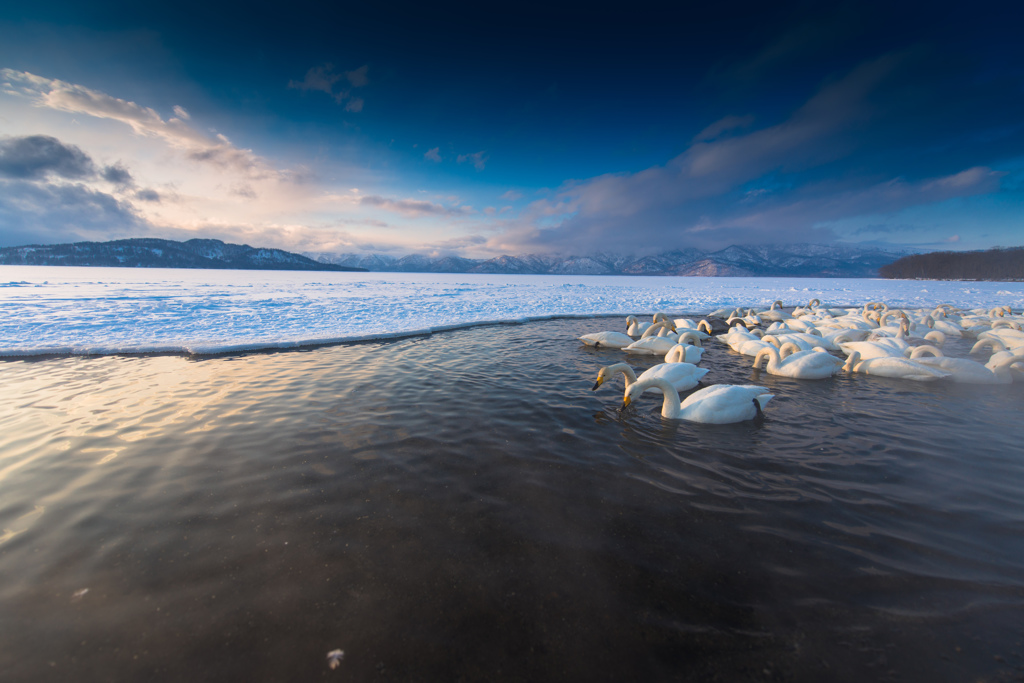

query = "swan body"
(753, 345), (842, 379)
(914, 355), (1023, 384)
(842, 350), (951, 381)
(624, 321), (679, 355)
(623, 378), (774, 424)
(593, 361), (708, 395)
(624, 336), (678, 355)
(838, 340), (908, 360)
(579, 331), (635, 349)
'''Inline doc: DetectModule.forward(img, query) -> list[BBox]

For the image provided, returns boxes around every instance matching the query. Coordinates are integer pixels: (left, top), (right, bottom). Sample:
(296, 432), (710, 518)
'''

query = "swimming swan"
(623, 378), (774, 423)
(624, 321), (679, 355)
(593, 361), (708, 395)
(752, 345), (842, 379)
(842, 350), (951, 381)
(579, 331), (635, 349)
(665, 341), (705, 364)
(909, 348), (1024, 384)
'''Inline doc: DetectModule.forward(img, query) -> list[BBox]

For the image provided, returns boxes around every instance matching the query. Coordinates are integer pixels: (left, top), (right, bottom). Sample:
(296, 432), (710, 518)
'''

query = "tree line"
(879, 246), (1024, 281)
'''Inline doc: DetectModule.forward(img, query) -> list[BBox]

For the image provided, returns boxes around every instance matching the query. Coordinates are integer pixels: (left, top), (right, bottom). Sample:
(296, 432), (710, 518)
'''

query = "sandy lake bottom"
(2, 316), (1024, 681)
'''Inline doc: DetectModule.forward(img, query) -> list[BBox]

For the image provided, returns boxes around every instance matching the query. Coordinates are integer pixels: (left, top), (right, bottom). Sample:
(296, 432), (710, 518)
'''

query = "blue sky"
(1, 0), (1022, 257)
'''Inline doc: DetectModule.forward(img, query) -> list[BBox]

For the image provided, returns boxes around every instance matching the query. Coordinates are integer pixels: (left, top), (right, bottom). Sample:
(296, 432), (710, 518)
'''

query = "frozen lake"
(2, 266), (1023, 356)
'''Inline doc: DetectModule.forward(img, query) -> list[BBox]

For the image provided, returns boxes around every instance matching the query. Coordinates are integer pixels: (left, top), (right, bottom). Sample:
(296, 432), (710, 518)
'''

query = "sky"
(1, 0), (1022, 258)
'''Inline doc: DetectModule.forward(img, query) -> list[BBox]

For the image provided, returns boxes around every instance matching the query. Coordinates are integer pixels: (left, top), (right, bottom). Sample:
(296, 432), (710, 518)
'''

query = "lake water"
(2, 316), (1023, 681)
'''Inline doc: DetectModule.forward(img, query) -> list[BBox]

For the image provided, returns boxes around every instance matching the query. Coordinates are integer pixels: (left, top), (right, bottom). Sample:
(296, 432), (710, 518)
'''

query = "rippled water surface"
(2, 317), (1024, 682)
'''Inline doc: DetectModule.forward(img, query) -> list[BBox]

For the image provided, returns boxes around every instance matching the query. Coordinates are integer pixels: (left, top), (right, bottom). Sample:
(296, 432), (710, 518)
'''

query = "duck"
(842, 350), (951, 381)
(592, 361), (708, 396)
(623, 379), (774, 424)
(752, 344), (843, 379)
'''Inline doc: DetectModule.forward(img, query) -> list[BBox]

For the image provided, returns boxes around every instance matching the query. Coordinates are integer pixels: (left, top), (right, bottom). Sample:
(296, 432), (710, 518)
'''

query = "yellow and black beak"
(622, 394), (632, 408)
(592, 377), (604, 391)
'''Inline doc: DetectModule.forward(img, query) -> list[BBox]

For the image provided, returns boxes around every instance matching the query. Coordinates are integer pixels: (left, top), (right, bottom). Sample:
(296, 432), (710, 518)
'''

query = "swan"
(593, 361), (708, 396)
(665, 341), (705, 364)
(579, 330), (635, 349)
(752, 344), (843, 379)
(623, 378), (774, 423)
(842, 350), (952, 381)
(910, 349), (1024, 384)
(624, 321), (679, 355)
(625, 315), (651, 336)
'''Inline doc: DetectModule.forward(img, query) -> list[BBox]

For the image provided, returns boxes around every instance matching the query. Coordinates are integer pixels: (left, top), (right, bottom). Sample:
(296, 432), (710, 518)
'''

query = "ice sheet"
(2, 266), (1022, 357)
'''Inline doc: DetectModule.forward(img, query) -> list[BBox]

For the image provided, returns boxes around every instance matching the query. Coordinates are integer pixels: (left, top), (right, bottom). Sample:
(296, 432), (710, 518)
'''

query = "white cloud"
(2, 69), (277, 179)
(424, 147), (441, 162)
(499, 189), (522, 201)
(172, 105), (190, 120)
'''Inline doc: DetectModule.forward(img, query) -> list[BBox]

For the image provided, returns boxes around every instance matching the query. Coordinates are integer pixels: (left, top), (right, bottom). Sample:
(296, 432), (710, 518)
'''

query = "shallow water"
(2, 317), (1024, 682)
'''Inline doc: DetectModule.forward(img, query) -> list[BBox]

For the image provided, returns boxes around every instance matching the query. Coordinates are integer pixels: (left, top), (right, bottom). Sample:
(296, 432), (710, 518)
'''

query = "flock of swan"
(581, 299), (1024, 424)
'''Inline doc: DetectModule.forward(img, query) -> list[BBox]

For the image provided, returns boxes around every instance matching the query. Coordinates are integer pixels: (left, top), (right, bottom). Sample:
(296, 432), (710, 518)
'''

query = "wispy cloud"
(359, 194), (471, 217)
(2, 69), (280, 179)
(424, 147), (441, 162)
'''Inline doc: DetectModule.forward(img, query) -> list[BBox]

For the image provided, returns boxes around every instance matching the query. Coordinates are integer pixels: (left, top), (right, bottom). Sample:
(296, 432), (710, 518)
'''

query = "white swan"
(665, 341), (705, 364)
(593, 361), (708, 396)
(623, 378), (774, 423)
(910, 347), (1024, 384)
(842, 350), (951, 381)
(624, 321), (679, 355)
(579, 330), (635, 349)
(752, 345), (842, 379)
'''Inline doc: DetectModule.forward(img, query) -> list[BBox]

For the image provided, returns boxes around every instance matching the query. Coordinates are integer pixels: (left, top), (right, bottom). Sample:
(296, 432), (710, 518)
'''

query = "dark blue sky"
(1, 0), (1022, 256)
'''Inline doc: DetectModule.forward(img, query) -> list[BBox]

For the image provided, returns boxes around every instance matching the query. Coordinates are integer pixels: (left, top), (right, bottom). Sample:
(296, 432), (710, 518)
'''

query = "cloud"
(457, 150), (488, 171)
(692, 115), (755, 143)
(488, 51), (951, 254)
(288, 63), (368, 110)
(135, 188), (160, 202)
(102, 162), (134, 186)
(0, 134), (96, 180)
(0, 179), (145, 246)
(344, 65), (369, 88)
(424, 147), (441, 162)
(499, 189), (522, 201)
(172, 105), (190, 120)
(359, 194), (470, 217)
(2, 69), (278, 179)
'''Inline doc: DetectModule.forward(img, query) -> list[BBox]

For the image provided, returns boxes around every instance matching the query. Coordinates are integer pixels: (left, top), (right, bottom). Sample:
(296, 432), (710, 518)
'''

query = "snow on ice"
(1, 266), (1022, 357)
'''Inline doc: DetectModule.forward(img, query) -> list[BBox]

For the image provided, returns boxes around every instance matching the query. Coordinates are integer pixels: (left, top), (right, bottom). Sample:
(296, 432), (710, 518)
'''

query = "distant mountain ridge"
(0, 238), (368, 272)
(307, 243), (902, 277)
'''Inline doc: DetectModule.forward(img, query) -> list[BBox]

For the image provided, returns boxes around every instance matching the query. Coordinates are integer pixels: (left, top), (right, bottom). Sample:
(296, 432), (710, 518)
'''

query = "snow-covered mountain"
(0, 238), (368, 271)
(310, 244), (902, 277)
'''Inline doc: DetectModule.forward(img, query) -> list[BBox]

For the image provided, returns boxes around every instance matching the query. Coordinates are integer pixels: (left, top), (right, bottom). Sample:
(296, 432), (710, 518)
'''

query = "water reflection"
(1, 318), (1023, 681)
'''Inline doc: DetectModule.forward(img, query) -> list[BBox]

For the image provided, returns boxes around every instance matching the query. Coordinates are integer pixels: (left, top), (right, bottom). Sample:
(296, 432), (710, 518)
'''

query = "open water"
(1, 317), (1023, 681)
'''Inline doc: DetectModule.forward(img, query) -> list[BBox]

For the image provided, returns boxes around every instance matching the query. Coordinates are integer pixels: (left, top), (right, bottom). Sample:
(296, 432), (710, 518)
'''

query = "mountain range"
(0, 238), (368, 272)
(0, 238), (903, 277)
(307, 243), (902, 277)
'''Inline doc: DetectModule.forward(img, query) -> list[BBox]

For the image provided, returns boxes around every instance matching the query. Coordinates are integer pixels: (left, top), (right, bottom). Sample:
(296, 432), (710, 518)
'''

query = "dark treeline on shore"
(879, 247), (1024, 281)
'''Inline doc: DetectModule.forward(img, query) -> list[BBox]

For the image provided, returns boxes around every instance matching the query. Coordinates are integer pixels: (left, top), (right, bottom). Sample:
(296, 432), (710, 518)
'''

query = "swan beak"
(591, 378), (603, 391)
(622, 395), (632, 408)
